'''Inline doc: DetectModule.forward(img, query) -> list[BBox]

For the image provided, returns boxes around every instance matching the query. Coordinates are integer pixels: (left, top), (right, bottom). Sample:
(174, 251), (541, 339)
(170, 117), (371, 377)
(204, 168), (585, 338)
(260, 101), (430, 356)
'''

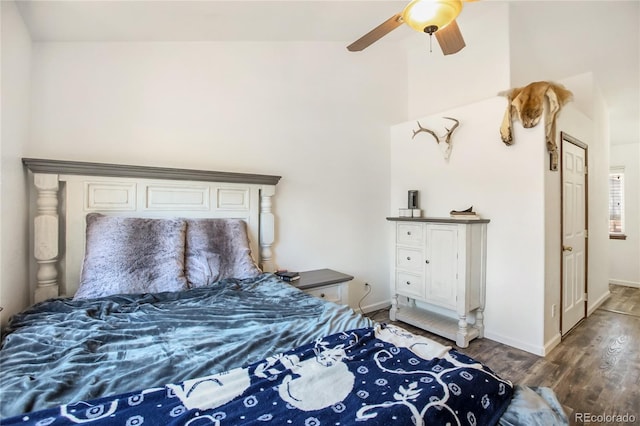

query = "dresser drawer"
(396, 247), (424, 271)
(396, 271), (424, 299)
(305, 284), (343, 304)
(397, 223), (423, 246)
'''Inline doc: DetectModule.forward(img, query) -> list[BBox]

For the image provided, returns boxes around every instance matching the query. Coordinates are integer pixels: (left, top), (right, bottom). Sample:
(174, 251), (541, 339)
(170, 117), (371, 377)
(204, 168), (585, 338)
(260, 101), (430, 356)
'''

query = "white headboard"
(23, 158), (281, 303)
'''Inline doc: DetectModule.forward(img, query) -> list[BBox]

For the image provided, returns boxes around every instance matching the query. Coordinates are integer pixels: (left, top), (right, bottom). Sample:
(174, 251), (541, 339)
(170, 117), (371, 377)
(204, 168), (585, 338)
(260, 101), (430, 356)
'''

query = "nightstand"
(292, 269), (353, 305)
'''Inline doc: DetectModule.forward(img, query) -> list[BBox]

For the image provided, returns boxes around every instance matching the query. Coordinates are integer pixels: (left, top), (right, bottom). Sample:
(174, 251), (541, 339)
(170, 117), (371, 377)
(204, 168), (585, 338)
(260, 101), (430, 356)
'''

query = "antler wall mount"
(411, 117), (460, 160)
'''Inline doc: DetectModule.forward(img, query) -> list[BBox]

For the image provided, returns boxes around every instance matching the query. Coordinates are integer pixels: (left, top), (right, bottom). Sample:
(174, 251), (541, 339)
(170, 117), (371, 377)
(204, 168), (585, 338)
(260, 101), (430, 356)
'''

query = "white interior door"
(561, 135), (588, 335)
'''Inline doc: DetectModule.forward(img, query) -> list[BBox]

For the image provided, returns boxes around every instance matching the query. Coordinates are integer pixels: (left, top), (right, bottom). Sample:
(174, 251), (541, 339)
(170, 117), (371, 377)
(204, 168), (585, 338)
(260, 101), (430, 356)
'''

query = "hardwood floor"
(600, 284), (640, 317)
(369, 285), (640, 426)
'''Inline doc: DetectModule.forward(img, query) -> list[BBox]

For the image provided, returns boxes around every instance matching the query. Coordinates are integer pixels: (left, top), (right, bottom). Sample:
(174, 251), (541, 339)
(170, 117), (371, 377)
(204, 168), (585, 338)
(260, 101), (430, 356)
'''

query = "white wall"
(390, 96), (609, 356)
(508, 6), (613, 348)
(406, 2), (511, 119)
(542, 104), (595, 348)
(398, 2), (553, 353)
(27, 41), (407, 312)
(396, 1), (614, 354)
(540, 74), (611, 350)
(586, 83), (612, 314)
(391, 97), (548, 354)
(0, 1), (32, 326)
(610, 143), (640, 287)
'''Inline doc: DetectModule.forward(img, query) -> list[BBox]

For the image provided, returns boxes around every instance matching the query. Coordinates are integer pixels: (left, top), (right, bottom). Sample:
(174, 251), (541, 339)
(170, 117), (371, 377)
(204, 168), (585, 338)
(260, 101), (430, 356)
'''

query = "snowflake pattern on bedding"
(2, 325), (514, 426)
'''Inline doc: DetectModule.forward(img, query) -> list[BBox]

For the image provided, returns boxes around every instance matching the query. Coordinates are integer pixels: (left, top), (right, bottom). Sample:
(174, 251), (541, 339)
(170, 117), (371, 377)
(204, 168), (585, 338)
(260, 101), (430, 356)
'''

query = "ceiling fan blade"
(435, 19), (466, 55)
(347, 13), (403, 52)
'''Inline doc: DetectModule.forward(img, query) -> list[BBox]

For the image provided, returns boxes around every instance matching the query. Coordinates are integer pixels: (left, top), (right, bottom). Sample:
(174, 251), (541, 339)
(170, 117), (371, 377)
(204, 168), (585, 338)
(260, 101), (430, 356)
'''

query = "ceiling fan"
(347, 0), (475, 55)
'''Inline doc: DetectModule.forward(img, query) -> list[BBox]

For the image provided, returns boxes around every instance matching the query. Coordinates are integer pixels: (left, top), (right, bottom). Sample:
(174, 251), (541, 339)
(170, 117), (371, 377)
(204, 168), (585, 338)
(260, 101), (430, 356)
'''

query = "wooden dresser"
(387, 217), (489, 347)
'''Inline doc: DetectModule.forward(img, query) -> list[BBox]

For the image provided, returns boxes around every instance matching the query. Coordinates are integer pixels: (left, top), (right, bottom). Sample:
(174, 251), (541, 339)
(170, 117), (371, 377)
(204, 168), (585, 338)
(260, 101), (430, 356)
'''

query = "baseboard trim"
(542, 333), (562, 356)
(588, 290), (611, 316)
(609, 279), (640, 289)
(359, 300), (391, 315)
(483, 331), (545, 356)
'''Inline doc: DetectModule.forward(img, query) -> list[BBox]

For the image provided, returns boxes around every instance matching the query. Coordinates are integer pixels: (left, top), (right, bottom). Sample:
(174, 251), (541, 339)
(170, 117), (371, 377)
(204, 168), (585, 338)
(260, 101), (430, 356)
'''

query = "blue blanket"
(0, 274), (372, 418)
(1, 326), (514, 425)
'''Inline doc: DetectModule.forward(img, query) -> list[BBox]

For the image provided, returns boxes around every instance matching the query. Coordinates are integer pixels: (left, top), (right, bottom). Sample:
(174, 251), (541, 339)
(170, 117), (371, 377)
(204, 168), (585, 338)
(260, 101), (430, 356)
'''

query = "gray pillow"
(74, 213), (188, 300)
(185, 218), (261, 287)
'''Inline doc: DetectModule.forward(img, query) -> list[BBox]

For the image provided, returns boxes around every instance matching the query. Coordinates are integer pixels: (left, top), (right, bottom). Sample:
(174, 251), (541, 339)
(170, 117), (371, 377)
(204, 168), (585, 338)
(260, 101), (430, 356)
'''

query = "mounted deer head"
(411, 117), (460, 160)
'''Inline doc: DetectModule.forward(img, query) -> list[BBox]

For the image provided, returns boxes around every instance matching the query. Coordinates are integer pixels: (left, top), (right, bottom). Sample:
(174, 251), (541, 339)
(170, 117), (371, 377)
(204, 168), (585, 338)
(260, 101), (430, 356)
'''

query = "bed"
(0, 159), (567, 425)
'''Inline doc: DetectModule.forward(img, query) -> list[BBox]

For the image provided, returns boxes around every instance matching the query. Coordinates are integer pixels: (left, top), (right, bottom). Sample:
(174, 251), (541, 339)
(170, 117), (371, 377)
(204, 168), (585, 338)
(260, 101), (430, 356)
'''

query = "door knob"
(563, 245), (573, 252)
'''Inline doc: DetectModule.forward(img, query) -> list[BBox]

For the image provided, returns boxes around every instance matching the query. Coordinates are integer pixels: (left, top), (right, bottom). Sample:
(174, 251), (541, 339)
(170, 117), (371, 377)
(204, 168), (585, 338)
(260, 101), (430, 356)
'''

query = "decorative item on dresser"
(292, 269), (353, 305)
(386, 216), (489, 348)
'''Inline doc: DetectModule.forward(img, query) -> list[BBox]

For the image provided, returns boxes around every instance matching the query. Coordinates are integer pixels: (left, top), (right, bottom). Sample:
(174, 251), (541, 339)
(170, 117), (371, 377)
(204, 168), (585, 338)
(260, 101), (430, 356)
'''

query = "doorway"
(560, 132), (588, 335)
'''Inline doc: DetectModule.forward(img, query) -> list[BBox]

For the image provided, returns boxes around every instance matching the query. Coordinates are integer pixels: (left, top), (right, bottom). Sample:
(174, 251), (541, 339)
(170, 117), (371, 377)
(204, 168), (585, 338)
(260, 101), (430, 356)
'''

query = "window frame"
(609, 166), (627, 240)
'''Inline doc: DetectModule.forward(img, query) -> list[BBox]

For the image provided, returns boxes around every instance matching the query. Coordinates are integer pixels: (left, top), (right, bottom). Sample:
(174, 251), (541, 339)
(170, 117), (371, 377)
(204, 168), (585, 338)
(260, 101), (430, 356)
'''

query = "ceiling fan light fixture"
(401, 0), (463, 34)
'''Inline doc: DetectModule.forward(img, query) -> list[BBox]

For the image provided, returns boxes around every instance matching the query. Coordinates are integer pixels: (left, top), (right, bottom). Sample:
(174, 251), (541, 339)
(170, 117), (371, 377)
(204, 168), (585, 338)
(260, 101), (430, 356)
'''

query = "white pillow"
(74, 213), (188, 300)
(185, 218), (261, 287)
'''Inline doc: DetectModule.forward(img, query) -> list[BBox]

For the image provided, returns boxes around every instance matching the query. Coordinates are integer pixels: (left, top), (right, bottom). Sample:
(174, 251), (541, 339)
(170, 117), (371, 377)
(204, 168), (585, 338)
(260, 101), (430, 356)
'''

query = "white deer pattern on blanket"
(168, 368), (251, 411)
(254, 334), (357, 411)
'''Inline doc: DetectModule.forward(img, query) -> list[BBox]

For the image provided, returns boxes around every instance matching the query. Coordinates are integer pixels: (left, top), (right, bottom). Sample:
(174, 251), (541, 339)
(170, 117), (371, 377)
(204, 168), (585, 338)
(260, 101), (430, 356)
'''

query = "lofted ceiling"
(15, 0), (640, 145)
(15, 0), (412, 43)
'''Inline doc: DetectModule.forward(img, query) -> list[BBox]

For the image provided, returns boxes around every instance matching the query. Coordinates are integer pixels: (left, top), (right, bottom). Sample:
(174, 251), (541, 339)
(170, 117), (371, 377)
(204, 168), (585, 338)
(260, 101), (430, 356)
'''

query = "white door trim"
(560, 132), (588, 336)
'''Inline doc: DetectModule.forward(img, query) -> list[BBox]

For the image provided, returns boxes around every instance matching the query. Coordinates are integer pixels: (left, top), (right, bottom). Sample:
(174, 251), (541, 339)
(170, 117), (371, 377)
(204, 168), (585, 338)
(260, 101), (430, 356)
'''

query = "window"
(609, 167), (626, 239)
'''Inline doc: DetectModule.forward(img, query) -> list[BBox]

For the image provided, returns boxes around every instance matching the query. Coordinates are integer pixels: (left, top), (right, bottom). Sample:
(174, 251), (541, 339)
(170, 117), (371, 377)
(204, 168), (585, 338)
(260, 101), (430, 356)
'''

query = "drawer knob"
(407, 231), (411, 235)
(425, 260), (430, 264)
(320, 293), (325, 298)
(406, 256), (411, 260)
(406, 281), (411, 285)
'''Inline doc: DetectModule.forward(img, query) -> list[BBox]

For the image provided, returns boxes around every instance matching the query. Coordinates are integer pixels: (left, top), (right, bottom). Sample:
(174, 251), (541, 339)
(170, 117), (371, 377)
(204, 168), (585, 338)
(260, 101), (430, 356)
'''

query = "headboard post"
(259, 186), (276, 272)
(33, 173), (61, 303)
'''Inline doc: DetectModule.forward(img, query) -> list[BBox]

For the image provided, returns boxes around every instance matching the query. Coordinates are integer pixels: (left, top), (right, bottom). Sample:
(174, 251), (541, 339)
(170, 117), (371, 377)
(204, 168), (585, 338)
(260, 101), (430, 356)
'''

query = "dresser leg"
(390, 295), (398, 321)
(456, 315), (470, 348)
(476, 308), (485, 338)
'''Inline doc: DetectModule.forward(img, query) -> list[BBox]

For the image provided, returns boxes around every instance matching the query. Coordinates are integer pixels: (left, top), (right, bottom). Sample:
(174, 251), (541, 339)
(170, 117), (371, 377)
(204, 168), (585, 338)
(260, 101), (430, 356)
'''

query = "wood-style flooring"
(370, 284), (640, 426)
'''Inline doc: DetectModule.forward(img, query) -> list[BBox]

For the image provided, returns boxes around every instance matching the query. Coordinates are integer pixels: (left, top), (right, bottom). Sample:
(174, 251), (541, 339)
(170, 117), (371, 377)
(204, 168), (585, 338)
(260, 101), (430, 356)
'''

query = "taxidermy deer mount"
(412, 117), (460, 160)
(499, 81), (573, 171)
